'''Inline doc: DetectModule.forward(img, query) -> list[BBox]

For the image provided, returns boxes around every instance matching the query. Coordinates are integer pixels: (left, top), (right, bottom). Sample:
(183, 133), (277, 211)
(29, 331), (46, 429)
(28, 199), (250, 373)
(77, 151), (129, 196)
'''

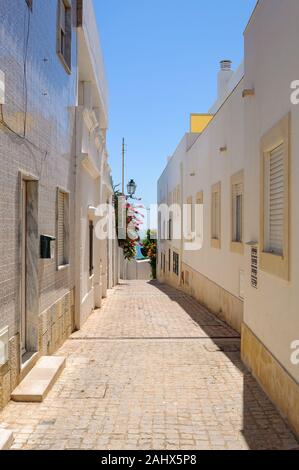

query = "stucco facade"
(0, 0), (118, 410)
(158, 0), (299, 437)
(75, 0), (118, 329)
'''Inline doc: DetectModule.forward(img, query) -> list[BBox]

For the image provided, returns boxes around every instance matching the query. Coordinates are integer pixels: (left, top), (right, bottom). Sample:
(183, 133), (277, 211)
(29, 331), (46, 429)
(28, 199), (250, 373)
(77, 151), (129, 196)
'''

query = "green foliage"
(113, 185), (141, 262)
(141, 229), (157, 279)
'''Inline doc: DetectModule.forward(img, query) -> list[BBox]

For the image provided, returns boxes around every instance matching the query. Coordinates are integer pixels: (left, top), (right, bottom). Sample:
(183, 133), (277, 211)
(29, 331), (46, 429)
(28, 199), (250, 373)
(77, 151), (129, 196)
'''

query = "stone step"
(0, 429), (14, 450)
(11, 356), (66, 403)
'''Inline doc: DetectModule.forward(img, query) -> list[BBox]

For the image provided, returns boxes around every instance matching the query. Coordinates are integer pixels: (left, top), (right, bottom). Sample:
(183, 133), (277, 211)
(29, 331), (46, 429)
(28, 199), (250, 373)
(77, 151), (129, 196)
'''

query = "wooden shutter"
(269, 144), (284, 255)
(57, 191), (65, 266)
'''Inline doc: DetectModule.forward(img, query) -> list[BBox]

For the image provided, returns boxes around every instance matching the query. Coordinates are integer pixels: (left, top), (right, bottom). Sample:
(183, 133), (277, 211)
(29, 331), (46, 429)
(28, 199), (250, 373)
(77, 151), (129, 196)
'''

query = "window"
(168, 249), (171, 271)
(260, 113), (290, 280)
(57, 0), (72, 73)
(196, 191), (204, 245)
(173, 252), (179, 276)
(265, 144), (284, 255)
(57, 189), (69, 268)
(158, 212), (162, 240)
(186, 196), (194, 240)
(89, 220), (94, 277)
(231, 171), (244, 253)
(211, 182), (221, 248)
(168, 217), (172, 241)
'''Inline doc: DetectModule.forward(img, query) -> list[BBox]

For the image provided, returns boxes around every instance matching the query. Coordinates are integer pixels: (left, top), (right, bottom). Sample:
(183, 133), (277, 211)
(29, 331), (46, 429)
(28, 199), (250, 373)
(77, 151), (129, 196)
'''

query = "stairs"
(11, 356), (66, 403)
(0, 428), (14, 450)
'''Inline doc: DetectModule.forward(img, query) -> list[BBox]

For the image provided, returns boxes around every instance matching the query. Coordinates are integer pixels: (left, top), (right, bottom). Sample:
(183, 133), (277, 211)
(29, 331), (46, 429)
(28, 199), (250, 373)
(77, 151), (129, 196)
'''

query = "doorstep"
(0, 428), (14, 450)
(11, 356), (66, 403)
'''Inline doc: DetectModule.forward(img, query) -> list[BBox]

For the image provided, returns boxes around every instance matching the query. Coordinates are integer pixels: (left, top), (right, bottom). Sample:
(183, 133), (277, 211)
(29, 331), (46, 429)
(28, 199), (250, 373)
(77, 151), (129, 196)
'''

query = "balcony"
(78, 106), (104, 178)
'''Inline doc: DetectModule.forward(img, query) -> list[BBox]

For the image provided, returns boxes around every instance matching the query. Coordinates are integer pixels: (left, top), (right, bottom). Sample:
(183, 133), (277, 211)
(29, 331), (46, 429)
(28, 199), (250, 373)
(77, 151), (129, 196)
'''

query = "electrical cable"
(0, 7), (48, 176)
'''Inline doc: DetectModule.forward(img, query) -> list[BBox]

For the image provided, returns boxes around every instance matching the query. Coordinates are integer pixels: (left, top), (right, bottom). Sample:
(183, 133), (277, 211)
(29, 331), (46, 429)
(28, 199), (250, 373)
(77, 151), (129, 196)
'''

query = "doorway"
(20, 174), (39, 360)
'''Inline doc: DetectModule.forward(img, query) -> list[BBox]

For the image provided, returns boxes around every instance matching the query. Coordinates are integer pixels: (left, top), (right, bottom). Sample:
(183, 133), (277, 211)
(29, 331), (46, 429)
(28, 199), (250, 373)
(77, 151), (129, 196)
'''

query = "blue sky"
(94, 0), (257, 225)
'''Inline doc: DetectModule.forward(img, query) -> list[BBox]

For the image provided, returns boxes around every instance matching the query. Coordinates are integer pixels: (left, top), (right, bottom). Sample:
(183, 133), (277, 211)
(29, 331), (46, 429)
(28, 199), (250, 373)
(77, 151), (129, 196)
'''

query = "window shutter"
(212, 191), (219, 239)
(269, 144), (284, 255)
(232, 182), (243, 242)
(57, 191), (65, 266)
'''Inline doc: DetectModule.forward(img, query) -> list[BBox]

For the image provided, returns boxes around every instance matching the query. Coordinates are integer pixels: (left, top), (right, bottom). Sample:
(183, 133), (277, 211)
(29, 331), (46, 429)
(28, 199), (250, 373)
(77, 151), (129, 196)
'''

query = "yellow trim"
(230, 242), (244, 255)
(190, 114), (213, 134)
(241, 322), (299, 438)
(211, 238), (221, 249)
(259, 113), (290, 281)
(196, 191), (203, 204)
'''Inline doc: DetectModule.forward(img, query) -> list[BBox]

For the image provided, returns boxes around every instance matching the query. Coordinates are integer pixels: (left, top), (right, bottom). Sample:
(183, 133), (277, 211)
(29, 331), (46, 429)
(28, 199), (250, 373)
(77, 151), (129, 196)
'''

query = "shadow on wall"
(150, 281), (299, 450)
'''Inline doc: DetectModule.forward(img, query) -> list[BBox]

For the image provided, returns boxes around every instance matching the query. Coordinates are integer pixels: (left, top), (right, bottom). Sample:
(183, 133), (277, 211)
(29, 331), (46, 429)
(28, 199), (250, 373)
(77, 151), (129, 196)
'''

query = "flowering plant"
(113, 186), (143, 261)
(141, 229), (157, 279)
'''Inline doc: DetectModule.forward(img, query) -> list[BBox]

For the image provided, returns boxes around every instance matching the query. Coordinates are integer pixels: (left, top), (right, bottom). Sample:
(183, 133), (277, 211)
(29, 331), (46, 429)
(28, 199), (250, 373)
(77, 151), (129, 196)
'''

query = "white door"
(21, 180), (27, 355)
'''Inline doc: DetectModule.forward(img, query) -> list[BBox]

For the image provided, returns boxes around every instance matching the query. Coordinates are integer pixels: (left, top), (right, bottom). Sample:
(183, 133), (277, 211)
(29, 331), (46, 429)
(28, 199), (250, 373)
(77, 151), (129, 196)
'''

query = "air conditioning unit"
(0, 70), (5, 104)
(0, 326), (9, 365)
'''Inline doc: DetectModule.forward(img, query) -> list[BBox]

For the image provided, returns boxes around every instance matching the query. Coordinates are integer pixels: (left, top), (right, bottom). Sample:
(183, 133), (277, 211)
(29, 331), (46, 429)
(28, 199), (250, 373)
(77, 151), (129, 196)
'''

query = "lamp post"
(126, 179), (141, 201)
(127, 179), (137, 197)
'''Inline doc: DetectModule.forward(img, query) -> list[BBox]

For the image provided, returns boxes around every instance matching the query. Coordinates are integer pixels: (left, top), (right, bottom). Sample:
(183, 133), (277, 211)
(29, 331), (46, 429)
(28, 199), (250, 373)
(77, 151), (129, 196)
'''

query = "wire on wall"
(0, 7), (48, 177)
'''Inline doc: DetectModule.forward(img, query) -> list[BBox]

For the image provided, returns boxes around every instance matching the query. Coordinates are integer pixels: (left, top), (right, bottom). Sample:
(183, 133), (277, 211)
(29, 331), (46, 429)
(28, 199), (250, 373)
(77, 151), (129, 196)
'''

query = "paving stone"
(0, 281), (298, 450)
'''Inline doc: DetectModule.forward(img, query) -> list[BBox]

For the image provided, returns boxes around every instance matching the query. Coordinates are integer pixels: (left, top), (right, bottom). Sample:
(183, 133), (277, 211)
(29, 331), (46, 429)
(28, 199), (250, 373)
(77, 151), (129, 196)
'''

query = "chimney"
(217, 60), (233, 100)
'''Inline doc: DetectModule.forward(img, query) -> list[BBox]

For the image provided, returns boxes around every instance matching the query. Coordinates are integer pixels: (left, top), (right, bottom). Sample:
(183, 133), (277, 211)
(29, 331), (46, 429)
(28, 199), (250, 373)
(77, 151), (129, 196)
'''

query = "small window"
(260, 113), (290, 280)
(232, 172), (244, 244)
(186, 196), (194, 239)
(211, 182), (221, 248)
(196, 191), (204, 243)
(173, 252), (179, 276)
(265, 144), (284, 255)
(57, 189), (69, 267)
(168, 217), (172, 241)
(57, 0), (72, 73)
(168, 249), (171, 271)
(89, 220), (94, 277)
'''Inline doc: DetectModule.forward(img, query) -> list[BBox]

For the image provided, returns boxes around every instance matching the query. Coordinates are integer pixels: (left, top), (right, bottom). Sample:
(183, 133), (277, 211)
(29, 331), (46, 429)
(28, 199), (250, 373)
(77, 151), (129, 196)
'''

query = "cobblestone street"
(0, 281), (298, 450)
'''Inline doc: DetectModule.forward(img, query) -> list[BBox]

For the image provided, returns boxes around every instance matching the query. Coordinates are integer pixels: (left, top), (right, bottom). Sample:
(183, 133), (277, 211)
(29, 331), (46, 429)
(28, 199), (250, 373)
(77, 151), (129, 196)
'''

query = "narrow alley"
(0, 281), (298, 451)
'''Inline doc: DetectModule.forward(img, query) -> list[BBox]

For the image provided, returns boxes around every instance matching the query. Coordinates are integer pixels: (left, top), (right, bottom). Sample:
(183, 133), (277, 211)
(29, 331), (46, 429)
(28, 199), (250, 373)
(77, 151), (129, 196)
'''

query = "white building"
(158, 0), (299, 438)
(0, 0), (118, 410)
(75, 0), (119, 329)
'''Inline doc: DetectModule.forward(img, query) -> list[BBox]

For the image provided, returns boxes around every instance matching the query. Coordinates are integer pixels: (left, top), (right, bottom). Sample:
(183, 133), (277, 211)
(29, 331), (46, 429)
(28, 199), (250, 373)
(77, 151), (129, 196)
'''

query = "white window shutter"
(269, 144), (284, 255)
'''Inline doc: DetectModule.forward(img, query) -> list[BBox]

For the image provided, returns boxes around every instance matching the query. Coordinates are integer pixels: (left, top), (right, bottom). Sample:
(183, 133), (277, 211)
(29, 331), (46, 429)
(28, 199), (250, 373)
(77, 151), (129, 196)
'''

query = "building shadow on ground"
(149, 280), (299, 450)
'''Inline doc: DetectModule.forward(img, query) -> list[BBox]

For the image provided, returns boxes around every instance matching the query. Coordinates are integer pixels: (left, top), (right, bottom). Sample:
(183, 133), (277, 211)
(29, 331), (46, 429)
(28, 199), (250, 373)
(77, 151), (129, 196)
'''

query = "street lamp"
(127, 179), (137, 197)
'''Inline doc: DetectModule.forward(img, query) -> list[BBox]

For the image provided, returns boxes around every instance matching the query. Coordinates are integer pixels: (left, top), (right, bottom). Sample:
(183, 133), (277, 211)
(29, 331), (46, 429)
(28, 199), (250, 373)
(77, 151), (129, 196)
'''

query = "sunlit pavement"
(0, 281), (298, 450)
